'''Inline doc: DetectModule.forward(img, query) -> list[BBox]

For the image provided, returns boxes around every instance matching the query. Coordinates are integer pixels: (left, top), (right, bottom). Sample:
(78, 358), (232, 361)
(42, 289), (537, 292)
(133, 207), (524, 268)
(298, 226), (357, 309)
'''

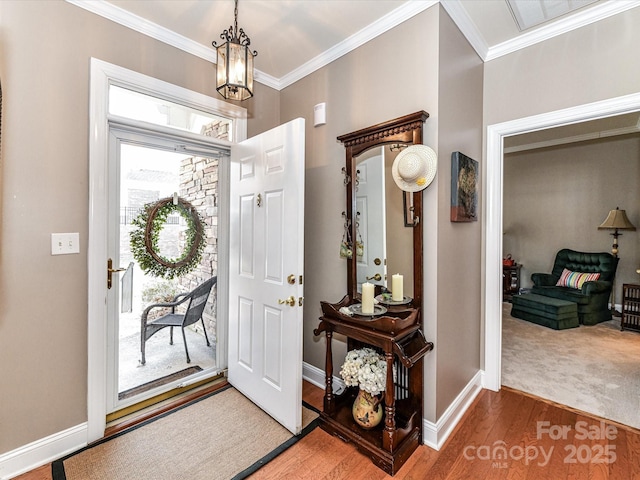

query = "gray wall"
(279, 5), (484, 423)
(279, 6), (441, 406)
(484, 8), (640, 126)
(433, 8), (483, 420)
(504, 135), (640, 301)
(0, 0), (279, 454)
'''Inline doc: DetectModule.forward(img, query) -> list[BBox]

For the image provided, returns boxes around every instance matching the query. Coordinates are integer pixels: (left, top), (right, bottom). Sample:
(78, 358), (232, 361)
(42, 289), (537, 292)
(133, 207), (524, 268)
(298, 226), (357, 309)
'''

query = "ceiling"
(67, 0), (640, 149)
(68, 0), (640, 90)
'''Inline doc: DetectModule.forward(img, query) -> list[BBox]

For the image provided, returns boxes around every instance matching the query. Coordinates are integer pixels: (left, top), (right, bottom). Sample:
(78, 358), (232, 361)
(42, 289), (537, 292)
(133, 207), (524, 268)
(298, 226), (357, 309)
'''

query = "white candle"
(362, 282), (375, 314)
(392, 273), (403, 301)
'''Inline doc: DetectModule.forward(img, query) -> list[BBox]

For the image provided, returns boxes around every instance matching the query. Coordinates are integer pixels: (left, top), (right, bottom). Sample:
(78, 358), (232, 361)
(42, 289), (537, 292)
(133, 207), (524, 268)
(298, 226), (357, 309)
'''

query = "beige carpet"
(53, 386), (318, 480)
(502, 303), (640, 429)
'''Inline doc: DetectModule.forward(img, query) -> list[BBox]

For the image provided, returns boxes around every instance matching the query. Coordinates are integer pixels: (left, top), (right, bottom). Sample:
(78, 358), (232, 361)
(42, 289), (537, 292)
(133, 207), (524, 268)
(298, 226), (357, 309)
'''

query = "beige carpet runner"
(53, 386), (318, 480)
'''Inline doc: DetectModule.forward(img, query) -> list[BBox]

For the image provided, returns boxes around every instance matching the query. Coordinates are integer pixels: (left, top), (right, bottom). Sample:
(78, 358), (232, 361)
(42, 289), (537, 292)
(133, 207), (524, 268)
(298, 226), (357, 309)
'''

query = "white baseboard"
(303, 361), (345, 394)
(422, 370), (483, 450)
(0, 423), (87, 480)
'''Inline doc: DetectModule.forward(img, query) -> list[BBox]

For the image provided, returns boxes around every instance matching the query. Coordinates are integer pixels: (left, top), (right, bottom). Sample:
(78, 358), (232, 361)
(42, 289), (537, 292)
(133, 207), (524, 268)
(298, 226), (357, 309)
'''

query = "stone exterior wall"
(176, 120), (228, 342)
(178, 155), (218, 340)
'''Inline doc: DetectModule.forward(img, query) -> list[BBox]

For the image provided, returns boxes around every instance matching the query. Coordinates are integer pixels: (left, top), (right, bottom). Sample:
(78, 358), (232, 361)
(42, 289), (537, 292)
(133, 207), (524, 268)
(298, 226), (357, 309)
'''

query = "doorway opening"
(89, 58), (247, 442)
(108, 141), (227, 416)
(483, 92), (640, 398)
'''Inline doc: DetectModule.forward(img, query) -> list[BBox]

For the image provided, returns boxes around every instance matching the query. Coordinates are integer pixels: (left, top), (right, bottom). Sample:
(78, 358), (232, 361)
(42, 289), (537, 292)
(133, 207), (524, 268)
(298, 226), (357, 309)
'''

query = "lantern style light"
(212, 0), (257, 101)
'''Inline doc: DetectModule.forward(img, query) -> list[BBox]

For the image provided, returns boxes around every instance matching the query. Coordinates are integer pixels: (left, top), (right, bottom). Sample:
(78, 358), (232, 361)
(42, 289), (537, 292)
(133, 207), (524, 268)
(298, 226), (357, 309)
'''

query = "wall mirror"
(338, 111), (429, 308)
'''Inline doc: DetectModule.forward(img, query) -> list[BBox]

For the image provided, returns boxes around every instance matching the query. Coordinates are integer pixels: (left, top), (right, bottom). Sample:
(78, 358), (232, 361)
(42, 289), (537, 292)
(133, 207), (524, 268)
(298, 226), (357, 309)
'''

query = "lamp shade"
(598, 207), (636, 231)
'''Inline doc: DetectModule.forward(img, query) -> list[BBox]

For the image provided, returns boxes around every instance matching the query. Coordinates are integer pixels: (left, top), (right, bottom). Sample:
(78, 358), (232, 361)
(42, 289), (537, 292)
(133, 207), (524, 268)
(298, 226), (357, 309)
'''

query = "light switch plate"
(51, 233), (80, 255)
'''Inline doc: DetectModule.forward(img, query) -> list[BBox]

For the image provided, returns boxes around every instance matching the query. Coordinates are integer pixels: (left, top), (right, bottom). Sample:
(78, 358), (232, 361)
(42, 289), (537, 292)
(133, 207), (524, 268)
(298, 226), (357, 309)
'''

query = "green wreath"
(130, 197), (206, 279)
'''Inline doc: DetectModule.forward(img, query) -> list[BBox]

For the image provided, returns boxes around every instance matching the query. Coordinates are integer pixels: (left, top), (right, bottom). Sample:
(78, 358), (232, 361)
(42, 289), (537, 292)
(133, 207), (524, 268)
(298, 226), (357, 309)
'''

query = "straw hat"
(391, 145), (437, 192)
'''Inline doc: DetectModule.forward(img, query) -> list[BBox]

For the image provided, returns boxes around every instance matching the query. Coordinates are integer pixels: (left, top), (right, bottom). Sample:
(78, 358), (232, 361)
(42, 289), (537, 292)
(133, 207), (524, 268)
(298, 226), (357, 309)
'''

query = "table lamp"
(598, 207), (636, 315)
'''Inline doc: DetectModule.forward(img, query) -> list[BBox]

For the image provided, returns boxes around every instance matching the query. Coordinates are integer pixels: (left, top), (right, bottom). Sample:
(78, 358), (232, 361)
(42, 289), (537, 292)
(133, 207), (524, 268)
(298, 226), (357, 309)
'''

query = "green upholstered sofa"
(530, 248), (618, 325)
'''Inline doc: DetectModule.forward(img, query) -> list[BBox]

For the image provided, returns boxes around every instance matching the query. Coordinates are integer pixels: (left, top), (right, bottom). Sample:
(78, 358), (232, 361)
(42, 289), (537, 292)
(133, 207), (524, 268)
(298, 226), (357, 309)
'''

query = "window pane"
(109, 85), (231, 140)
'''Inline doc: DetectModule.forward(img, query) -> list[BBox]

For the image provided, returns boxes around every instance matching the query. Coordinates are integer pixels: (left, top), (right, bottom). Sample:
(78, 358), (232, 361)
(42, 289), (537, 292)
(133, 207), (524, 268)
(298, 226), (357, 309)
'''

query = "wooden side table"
(314, 298), (433, 476)
(503, 264), (521, 302)
(621, 284), (640, 332)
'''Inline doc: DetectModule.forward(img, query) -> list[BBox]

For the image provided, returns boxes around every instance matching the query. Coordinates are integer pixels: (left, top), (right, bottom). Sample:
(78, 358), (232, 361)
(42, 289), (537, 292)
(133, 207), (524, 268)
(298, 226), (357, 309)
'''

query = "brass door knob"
(366, 273), (382, 281)
(107, 258), (127, 289)
(278, 296), (296, 307)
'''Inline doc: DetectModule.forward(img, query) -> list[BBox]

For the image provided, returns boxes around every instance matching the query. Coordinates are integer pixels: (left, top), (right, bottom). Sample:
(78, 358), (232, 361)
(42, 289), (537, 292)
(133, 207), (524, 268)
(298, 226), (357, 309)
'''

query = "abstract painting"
(451, 151), (478, 222)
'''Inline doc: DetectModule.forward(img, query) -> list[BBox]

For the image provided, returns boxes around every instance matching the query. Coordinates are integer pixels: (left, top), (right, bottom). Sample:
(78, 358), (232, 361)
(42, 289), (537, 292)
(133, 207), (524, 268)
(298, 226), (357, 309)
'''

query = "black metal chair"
(140, 276), (217, 365)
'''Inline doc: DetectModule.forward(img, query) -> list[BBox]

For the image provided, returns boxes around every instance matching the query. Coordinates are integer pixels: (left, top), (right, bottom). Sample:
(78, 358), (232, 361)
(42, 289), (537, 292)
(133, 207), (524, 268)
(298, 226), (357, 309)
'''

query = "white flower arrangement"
(339, 347), (388, 396)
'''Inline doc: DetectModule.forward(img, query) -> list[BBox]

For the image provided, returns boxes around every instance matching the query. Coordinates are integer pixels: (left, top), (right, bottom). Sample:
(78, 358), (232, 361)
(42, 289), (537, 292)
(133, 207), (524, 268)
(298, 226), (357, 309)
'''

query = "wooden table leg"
(383, 350), (396, 451)
(324, 330), (334, 414)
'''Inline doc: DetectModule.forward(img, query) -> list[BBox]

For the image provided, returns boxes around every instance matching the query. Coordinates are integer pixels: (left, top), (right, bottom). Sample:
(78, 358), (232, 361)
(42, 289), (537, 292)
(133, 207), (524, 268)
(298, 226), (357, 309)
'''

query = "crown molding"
(278, 0), (437, 90)
(66, 0), (435, 92)
(66, 0), (216, 62)
(504, 123), (640, 154)
(253, 70), (281, 91)
(67, 0), (281, 89)
(485, 0), (640, 62)
(66, 0), (640, 89)
(439, 0), (488, 61)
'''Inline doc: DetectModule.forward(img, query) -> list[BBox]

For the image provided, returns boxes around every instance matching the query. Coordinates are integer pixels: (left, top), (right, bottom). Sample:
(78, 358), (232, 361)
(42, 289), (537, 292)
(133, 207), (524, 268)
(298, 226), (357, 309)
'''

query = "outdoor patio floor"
(118, 324), (216, 394)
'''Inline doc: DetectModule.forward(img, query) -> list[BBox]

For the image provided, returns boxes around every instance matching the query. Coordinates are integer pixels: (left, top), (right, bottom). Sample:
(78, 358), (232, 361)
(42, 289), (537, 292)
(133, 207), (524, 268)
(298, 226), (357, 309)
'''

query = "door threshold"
(104, 374), (227, 439)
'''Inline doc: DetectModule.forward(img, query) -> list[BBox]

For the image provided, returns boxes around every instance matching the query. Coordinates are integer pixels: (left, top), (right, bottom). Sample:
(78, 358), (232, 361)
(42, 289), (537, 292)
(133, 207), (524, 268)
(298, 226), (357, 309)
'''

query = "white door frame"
(88, 58), (247, 442)
(483, 91), (640, 391)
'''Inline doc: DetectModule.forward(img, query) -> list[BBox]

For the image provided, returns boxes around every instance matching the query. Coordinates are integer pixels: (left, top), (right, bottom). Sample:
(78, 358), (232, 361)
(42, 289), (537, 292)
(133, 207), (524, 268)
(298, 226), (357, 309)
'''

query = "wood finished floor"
(14, 381), (640, 480)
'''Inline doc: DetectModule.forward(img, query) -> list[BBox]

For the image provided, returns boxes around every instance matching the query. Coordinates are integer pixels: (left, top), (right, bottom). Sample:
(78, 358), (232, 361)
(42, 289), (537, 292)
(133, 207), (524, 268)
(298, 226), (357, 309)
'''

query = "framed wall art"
(450, 151), (478, 222)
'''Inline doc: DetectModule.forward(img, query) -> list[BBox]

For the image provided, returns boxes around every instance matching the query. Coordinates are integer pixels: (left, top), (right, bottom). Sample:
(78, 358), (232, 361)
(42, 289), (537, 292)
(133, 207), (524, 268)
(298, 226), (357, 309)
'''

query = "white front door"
(228, 118), (305, 434)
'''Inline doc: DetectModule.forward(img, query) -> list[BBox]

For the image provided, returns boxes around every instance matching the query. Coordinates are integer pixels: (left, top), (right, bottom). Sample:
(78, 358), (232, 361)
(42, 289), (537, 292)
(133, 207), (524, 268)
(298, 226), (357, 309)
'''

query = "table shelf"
(315, 298), (433, 475)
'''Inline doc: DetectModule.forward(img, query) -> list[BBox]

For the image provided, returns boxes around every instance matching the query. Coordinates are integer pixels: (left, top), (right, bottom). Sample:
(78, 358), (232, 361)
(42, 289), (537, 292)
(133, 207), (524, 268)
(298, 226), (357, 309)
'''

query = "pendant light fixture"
(212, 0), (257, 101)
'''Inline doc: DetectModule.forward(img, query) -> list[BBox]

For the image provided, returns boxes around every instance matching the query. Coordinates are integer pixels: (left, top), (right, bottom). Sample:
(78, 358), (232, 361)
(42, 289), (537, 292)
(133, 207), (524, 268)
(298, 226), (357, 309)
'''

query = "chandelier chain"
(234, 0), (238, 35)
(212, 0), (257, 55)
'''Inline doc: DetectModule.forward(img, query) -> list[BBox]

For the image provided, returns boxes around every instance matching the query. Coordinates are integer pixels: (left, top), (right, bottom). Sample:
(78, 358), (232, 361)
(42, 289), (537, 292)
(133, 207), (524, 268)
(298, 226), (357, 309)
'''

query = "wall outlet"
(51, 233), (80, 255)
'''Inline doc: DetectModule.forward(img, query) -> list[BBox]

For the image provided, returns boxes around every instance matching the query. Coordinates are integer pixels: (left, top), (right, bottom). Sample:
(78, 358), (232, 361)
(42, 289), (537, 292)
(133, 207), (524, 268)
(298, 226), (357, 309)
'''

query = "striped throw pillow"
(556, 268), (601, 289)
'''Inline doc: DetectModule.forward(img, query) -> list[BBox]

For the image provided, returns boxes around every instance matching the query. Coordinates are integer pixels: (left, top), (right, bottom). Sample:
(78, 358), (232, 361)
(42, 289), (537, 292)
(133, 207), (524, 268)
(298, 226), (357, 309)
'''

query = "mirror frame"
(337, 111), (429, 309)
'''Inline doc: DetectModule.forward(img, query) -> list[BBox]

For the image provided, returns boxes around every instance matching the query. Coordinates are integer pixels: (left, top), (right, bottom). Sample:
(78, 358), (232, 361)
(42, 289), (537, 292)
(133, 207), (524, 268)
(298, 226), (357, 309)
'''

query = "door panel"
(265, 190), (284, 282)
(239, 194), (256, 276)
(238, 297), (254, 368)
(229, 118), (305, 434)
(263, 306), (283, 387)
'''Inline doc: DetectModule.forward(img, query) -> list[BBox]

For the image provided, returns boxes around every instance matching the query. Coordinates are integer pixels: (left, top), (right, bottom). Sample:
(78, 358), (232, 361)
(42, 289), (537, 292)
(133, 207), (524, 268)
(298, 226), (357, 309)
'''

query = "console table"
(314, 297), (433, 475)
